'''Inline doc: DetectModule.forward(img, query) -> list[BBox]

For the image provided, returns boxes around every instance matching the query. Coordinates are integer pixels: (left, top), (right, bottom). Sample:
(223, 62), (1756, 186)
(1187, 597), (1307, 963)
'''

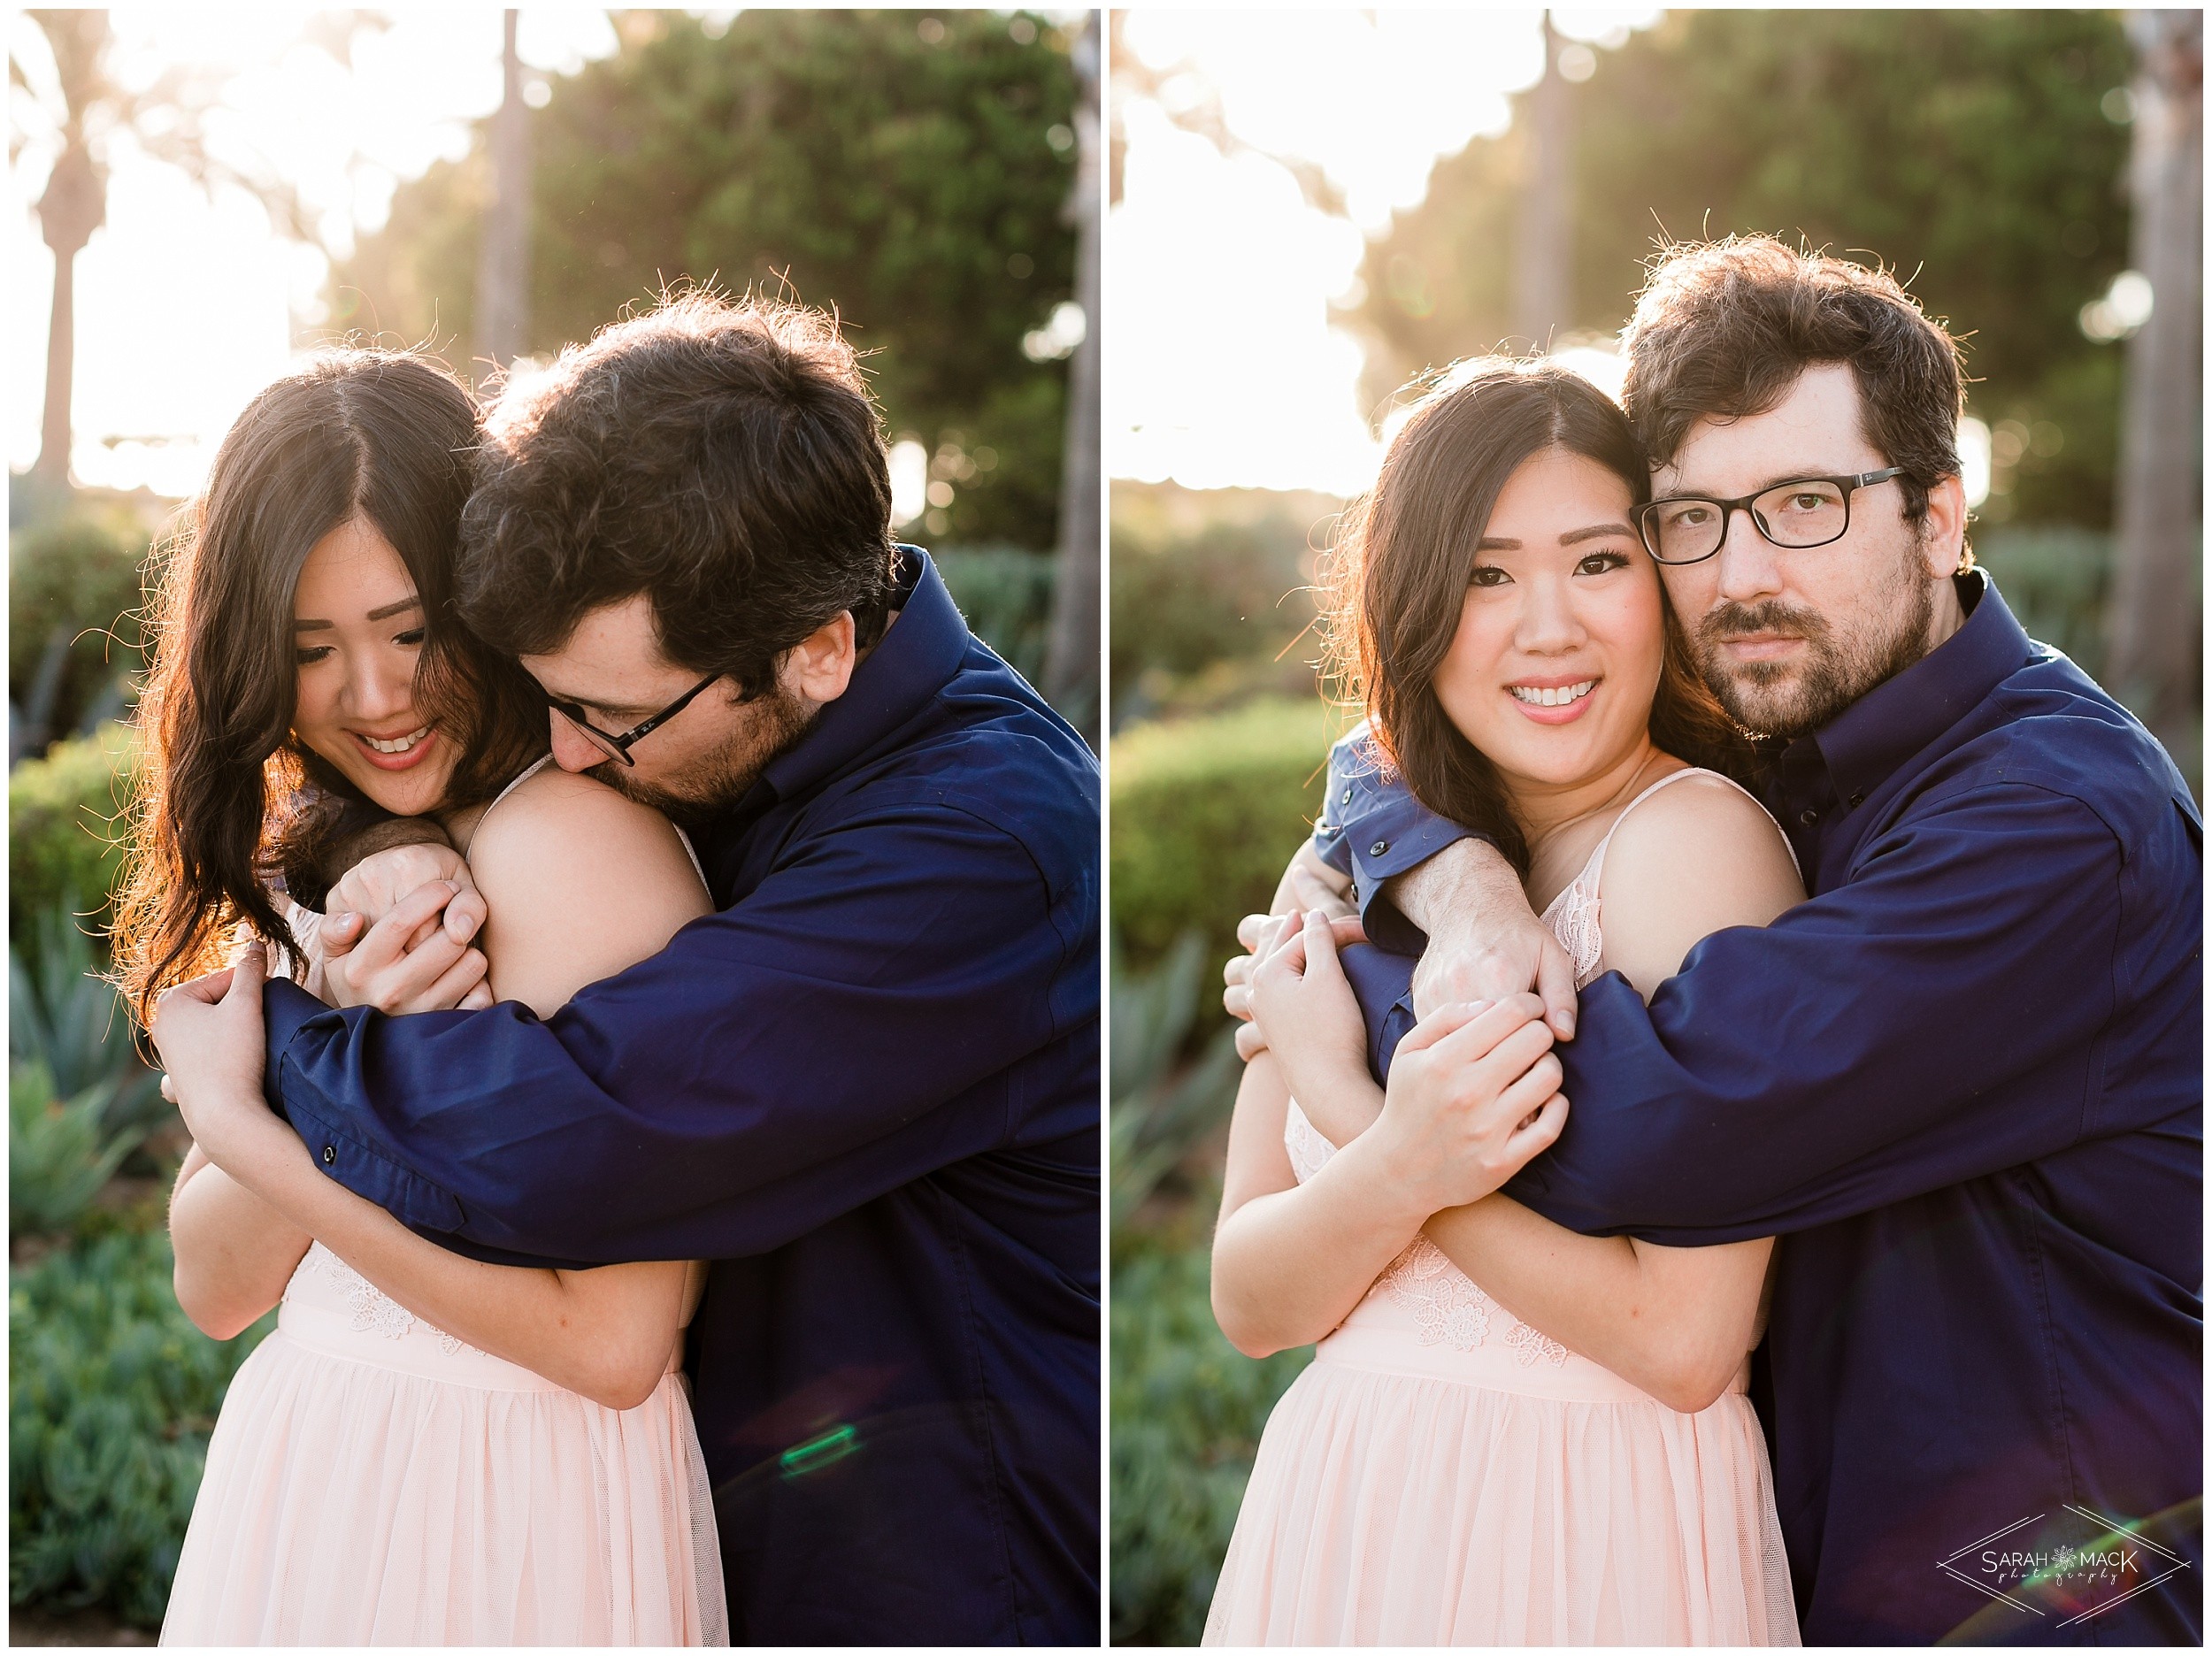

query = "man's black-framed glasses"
(1633, 468), (1907, 566)
(545, 672), (723, 767)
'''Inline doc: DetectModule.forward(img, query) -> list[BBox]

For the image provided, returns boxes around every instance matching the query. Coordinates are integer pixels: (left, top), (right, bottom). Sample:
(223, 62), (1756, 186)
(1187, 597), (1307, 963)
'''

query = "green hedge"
(9, 724), (139, 948)
(1973, 527), (2115, 681)
(1110, 1227), (1312, 1646)
(10, 508), (153, 756)
(1110, 696), (1344, 974)
(10, 1226), (274, 1627)
(934, 543), (1056, 690)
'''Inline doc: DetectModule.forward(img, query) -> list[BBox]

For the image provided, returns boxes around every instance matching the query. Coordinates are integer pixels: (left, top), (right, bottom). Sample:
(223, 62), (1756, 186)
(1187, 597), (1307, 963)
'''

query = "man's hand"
(1393, 839), (1577, 1038)
(325, 878), (493, 1014)
(1269, 839), (1356, 920)
(1225, 841), (1364, 1058)
(153, 943), (287, 1174)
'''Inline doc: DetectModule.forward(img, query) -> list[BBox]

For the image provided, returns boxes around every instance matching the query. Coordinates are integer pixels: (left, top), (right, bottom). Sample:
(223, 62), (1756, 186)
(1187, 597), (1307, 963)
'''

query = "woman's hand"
(326, 840), (484, 939)
(1247, 908), (1373, 1104)
(324, 878), (494, 1014)
(1367, 995), (1567, 1215)
(153, 943), (290, 1176)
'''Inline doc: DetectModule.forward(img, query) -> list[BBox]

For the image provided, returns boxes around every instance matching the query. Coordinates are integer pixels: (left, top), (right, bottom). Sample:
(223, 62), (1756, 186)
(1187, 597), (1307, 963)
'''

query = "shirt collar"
(754, 545), (970, 805)
(1793, 567), (2032, 806)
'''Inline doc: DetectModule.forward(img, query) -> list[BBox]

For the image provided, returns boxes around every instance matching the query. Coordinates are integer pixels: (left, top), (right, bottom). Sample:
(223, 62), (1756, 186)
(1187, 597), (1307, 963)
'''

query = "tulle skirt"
(161, 1245), (726, 1646)
(1204, 1314), (1799, 1646)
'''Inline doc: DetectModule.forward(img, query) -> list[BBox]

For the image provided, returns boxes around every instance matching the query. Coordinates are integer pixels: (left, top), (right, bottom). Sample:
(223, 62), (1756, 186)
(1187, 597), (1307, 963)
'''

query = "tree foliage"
(1352, 10), (2135, 526)
(334, 9), (1079, 548)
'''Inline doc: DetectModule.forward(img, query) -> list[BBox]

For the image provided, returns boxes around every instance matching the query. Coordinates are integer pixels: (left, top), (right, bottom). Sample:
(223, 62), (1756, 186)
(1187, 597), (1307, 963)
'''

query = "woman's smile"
(349, 724), (441, 770)
(1506, 675), (1601, 724)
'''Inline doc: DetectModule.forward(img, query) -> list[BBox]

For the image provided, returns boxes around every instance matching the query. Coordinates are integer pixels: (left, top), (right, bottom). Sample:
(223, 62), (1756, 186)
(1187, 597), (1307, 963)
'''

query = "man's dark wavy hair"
(1622, 236), (1968, 524)
(457, 292), (900, 698)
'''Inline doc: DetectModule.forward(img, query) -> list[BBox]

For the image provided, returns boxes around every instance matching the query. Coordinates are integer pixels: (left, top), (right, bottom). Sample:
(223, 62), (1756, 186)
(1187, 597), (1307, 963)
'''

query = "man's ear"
(782, 610), (859, 707)
(1921, 473), (1970, 578)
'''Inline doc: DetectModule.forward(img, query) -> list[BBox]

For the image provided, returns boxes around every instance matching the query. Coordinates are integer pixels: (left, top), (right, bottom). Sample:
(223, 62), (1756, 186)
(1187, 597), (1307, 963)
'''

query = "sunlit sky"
(17, 8), (1991, 509)
(1110, 8), (1664, 498)
(9, 6), (626, 498)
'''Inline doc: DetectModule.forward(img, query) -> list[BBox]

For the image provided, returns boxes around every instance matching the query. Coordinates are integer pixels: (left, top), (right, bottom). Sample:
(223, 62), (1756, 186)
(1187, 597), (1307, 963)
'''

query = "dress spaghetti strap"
(1583, 766), (1799, 894)
(461, 754), (709, 888)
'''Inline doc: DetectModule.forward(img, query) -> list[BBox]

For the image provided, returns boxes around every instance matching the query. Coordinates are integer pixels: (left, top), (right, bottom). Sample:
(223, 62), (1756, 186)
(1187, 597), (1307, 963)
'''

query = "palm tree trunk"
(1042, 12), (1101, 738)
(36, 246), (78, 486)
(34, 142), (103, 487)
(474, 10), (532, 372)
(1512, 12), (1573, 353)
(2105, 8), (2202, 784)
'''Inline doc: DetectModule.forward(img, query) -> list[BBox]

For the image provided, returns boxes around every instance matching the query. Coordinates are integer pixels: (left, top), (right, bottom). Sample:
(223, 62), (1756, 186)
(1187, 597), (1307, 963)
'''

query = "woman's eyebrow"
(295, 596), (422, 631)
(1476, 522), (1635, 550)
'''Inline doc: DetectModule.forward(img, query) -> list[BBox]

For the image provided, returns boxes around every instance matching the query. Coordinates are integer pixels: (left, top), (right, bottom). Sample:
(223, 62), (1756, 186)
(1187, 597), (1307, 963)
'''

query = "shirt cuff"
(262, 978), (337, 1122)
(261, 978), (468, 1236)
(1316, 727), (1491, 954)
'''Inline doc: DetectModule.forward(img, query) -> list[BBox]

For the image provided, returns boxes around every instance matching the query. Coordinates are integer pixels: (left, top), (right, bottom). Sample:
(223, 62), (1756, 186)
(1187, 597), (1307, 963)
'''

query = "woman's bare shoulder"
(1595, 771), (1803, 996)
(465, 766), (710, 1016)
(467, 767), (698, 882)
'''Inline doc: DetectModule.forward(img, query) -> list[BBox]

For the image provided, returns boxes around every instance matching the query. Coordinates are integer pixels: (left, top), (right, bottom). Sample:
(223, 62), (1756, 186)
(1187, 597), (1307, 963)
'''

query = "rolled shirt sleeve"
(1314, 724), (1494, 954)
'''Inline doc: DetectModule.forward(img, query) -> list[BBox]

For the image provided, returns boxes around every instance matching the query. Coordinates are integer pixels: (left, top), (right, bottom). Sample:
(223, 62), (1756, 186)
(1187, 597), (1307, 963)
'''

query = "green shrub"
(1110, 933), (1242, 1229)
(1974, 527), (2114, 680)
(1110, 696), (1344, 974)
(10, 1062), (146, 1241)
(10, 509), (153, 757)
(934, 543), (1056, 688)
(1110, 1227), (1312, 1646)
(12, 901), (167, 1146)
(9, 724), (140, 948)
(1109, 481), (1339, 727)
(10, 1227), (274, 1627)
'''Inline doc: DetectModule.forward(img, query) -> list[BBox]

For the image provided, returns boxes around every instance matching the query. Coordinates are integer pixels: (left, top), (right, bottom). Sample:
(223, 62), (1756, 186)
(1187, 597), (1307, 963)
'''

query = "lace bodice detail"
(1281, 767), (1792, 1367)
(1535, 765), (1787, 991)
(1285, 1101), (1569, 1365)
(283, 1242), (480, 1357)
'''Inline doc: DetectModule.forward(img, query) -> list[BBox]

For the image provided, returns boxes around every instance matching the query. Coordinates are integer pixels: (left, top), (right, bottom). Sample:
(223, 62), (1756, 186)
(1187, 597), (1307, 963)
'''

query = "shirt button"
(1370, 840), (1390, 857)
(1341, 787), (1353, 805)
(1798, 808), (1819, 826)
(321, 1144), (336, 1165)
(1847, 792), (1864, 808)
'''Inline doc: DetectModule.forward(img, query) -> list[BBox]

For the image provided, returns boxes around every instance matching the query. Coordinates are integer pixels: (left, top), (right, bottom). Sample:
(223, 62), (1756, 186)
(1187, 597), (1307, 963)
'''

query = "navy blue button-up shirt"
(262, 549), (1101, 1645)
(1319, 573), (2200, 1644)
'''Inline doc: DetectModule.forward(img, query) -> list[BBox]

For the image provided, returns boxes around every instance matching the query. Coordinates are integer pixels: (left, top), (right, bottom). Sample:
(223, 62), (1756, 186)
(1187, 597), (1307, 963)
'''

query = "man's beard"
(1691, 537), (1937, 740)
(599, 687), (817, 826)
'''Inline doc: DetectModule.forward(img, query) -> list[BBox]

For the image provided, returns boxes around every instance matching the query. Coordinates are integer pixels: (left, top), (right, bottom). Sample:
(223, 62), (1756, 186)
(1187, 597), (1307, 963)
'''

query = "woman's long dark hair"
(1323, 358), (1754, 877)
(114, 351), (549, 1026)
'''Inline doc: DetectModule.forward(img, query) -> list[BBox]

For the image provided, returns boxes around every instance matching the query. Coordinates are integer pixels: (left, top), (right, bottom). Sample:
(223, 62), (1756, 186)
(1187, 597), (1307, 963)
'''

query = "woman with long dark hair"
(116, 352), (726, 1644)
(1203, 360), (1803, 1644)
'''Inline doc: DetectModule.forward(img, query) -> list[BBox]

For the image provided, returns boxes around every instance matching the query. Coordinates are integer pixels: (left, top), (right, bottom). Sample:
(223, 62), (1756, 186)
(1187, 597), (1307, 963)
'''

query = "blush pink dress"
(160, 1245), (725, 1645)
(162, 761), (726, 1645)
(1205, 769), (1801, 1646)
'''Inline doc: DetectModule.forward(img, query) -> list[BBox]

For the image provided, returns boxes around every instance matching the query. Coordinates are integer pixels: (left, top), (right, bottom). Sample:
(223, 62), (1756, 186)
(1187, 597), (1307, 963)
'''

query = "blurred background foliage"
(9, 9), (1083, 1637)
(1107, 8), (2199, 1644)
(335, 8), (1079, 551)
(1354, 9), (2136, 526)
